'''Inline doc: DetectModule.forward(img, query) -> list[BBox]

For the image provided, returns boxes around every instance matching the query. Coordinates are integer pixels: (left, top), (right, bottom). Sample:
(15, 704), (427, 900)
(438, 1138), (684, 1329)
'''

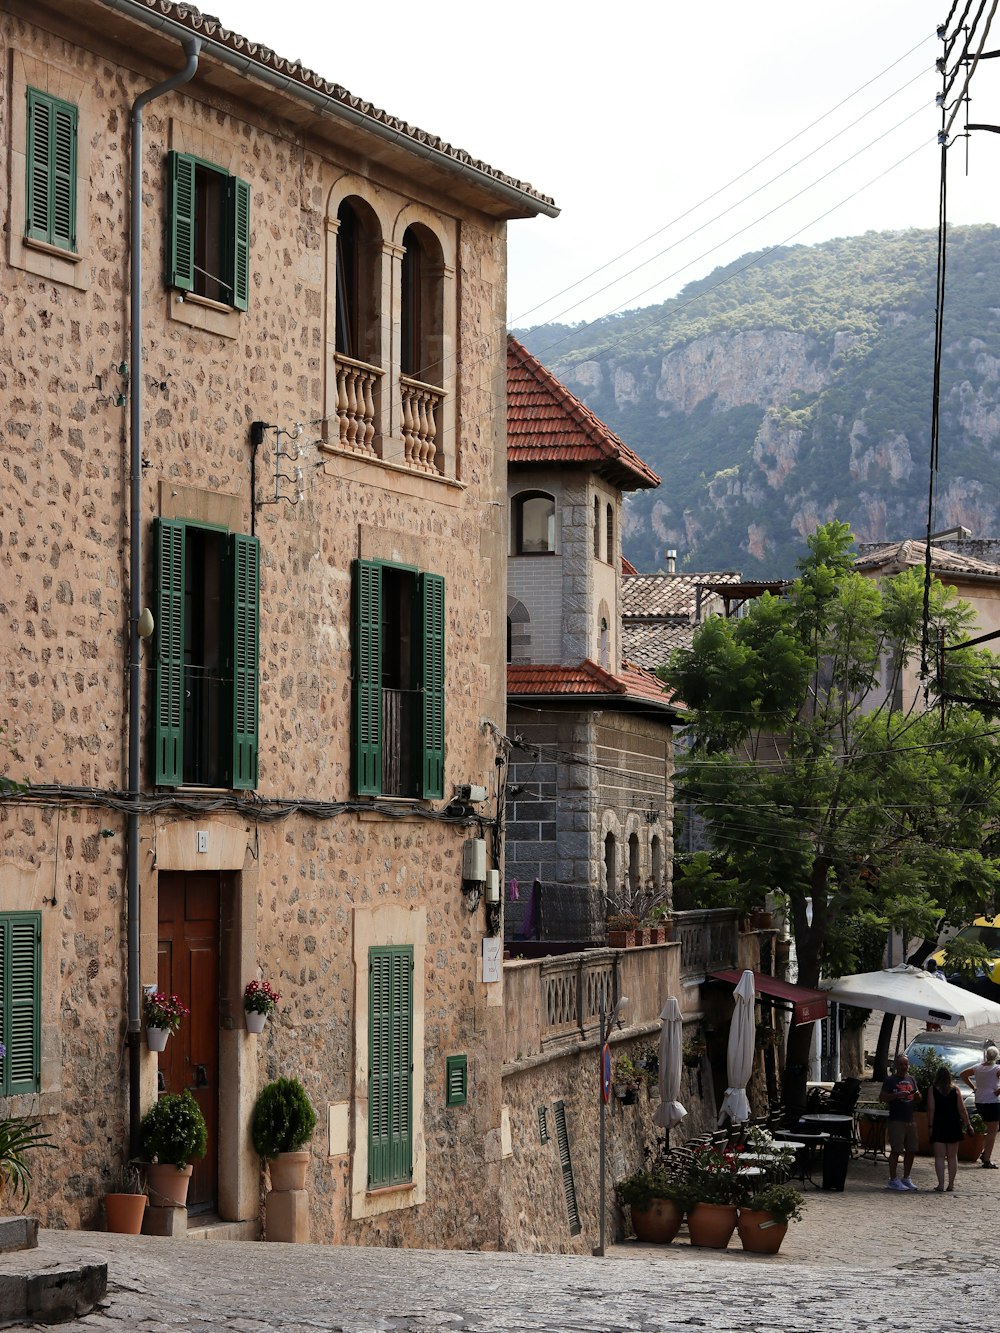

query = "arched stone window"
(594, 495), (602, 559)
(333, 196), (382, 454)
(513, 491), (556, 555)
(651, 834), (663, 889)
(628, 831), (640, 894)
(507, 596), (531, 663)
(604, 832), (617, 901)
(599, 616), (609, 670)
(400, 223), (445, 470)
(606, 503), (614, 565)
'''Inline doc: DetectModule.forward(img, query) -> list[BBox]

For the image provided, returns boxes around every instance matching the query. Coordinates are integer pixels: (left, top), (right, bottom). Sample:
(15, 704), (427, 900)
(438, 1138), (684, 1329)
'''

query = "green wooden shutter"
(168, 151), (196, 292)
(368, 946), (413, 1189)
(352, 560), (382, 795)
(417, 573), (445, 798)
(231, 176), (250, 311)
(230, 533), (259, 789)
(154, 518), (185, 786)
(0, 915), (41, 1096)
(25, 90), (76, 250)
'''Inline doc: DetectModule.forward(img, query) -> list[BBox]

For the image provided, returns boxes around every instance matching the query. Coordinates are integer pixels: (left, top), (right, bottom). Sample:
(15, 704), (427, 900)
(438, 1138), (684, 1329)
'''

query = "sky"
(202, 0), (1000, 330)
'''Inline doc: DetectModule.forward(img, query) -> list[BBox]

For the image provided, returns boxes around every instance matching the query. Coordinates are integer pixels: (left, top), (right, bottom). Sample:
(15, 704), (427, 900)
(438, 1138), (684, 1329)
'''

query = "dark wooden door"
(157, 871), (219, 1214)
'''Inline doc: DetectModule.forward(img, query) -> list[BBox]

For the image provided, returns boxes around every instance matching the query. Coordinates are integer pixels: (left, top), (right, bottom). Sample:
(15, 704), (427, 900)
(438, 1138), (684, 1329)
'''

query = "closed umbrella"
(653, 996), (686, 1132)
(718, 968), (755, 1125)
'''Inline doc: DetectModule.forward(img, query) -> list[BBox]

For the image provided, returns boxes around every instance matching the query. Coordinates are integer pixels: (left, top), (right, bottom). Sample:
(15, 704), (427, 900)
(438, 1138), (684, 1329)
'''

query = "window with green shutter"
(153, 517), (259, 789)
(368, 945), (413, 1189)
(167, 150), (250, 310)
(351, 560), (445, 799)
(0, 914), (41, 1097)
(25, 88), (77, 252)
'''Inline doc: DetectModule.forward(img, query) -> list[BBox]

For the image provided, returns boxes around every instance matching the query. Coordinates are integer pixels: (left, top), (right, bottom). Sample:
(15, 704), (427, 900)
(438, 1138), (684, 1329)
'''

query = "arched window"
(336, 198), (380, 365)
(594, 496), (602, 559)
(628, 832), (640, 894)
(604, 833), (616, 901)
(599, 616), (609, 669)
(606, 503), (614, 565)
(506, 617), (512, 663)
(401, 224), (444, 384)
(513, 491), (556, 555)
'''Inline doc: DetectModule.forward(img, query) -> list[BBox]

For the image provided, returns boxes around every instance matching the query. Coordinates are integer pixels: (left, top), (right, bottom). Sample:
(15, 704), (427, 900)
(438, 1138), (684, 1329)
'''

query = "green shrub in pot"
(251, 1077), (317, 1159)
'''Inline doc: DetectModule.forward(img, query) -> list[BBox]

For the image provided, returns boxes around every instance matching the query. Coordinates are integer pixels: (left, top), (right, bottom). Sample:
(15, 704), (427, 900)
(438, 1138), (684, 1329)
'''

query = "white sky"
(203, 0), (1000, 329)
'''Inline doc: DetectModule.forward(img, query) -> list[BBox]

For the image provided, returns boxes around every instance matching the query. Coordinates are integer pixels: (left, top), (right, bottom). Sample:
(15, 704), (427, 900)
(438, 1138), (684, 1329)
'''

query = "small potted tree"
(616, 1163), (693, 1244)
(251, 1077), (317, 1191)
(737, 1181), (805, 1254)
(139, 1090), (207, 1207)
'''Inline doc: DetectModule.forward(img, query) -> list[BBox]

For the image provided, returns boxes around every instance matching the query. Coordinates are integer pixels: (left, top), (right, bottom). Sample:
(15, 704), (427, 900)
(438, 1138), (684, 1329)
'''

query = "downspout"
(127, 35), (201, 1158)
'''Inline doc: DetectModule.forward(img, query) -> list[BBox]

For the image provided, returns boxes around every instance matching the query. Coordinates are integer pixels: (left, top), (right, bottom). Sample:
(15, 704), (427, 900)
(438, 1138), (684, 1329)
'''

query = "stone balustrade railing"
(333, 353), (382, 455)
(399, 375), (443, 472)
(674, 908), (740, 979)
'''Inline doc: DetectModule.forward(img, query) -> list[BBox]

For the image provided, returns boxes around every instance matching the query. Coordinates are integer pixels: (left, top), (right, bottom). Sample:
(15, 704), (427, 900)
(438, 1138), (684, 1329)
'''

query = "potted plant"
(607, 914), (638, 948)
(682, 1036), (707, 1069)
(104, 1161), (146, 1234)
(635, 1041), (659, 1089)
(613, 1054), (641, 1104)
(959, 1111), (987, 1161)
(251, 1077), (317, 1191)
(684, 1142), (744, 1248)
(142, 990), (189, 1052)
(738, 1181), (804, 1254)
(616, 1164), (693, 1244)
(139, 1089), (208, 1208)
(908, 1046), (942, 1154)
(243, 978), (281, 1033)
(0, 1112), (54, 1212)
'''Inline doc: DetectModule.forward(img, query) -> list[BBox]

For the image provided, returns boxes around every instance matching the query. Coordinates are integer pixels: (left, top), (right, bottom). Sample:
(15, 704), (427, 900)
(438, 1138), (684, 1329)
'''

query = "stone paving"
(20, 1149), (999, 1333)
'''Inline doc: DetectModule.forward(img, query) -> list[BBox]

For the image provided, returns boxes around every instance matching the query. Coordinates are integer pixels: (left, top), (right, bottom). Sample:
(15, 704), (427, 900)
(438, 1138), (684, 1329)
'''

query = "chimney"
(665, 548), (677, 574)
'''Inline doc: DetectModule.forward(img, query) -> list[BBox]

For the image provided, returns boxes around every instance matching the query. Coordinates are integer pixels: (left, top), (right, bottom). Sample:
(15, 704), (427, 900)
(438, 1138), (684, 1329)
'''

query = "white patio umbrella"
(821, 965), (1000, 1028)
(718, 968), (755, 1125)
(652, 996), (686, 1132)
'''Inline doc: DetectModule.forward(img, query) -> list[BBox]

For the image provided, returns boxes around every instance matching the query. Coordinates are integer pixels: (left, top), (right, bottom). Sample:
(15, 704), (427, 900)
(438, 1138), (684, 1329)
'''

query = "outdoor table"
(775, 1131), (830, 1186)
(855, 1106), (890, 1160)
(800, 1112), (854, 1139)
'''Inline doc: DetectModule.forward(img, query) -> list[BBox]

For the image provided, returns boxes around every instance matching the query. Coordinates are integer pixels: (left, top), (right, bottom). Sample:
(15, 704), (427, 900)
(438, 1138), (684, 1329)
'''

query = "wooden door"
(157, 871), (219, 1214)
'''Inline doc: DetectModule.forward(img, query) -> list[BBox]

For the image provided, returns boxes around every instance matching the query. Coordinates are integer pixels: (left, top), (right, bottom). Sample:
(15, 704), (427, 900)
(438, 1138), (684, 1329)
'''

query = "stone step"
(0, 1232), (106, 1324)
(186, 1215), (258, 1242)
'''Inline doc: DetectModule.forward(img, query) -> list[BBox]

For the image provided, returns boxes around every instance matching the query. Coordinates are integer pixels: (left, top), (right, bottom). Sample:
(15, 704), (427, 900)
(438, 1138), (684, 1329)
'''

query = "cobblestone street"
(25, 1148), (998, 1333)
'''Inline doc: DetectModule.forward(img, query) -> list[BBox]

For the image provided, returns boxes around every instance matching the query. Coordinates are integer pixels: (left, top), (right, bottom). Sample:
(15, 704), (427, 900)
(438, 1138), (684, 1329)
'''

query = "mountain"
(514, 226), (1000, 577)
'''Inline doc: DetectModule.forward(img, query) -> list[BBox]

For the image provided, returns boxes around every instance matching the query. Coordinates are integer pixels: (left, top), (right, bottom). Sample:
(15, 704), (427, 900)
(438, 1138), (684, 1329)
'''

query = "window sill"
(23, 235), (82, 263)
(318, 445), (464, 497)
(169, 289), (240, 339)
(366, 1180), (415, 1198)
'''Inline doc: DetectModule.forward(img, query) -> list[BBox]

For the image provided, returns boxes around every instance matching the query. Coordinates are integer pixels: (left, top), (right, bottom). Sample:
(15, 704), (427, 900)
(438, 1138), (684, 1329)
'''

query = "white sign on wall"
(482, 935), (502, 984)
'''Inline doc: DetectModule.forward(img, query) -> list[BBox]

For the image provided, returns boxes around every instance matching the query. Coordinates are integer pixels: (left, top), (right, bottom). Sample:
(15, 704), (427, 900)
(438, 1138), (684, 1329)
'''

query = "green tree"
(662, 521), (1000, 1105)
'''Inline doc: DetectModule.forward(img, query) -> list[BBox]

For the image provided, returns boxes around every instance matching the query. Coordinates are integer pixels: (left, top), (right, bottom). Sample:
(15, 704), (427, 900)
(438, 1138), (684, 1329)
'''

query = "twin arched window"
(513, 491), (556, 555)
(336, 197), (381, 366)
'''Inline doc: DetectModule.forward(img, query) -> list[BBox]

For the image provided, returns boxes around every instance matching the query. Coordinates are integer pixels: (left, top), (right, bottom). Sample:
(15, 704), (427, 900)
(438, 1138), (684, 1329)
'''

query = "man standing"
(880, 1052), (919, 1191)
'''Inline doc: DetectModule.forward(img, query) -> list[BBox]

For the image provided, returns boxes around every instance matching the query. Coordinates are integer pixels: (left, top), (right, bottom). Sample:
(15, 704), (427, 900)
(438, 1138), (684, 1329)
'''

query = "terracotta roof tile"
(855, 540), (1000, 579)
(507, 659), (681, 712)
(623, 620), (696, 667)
(506, 337), (659, 490)
(116, 2), (556, 217)
(621, 571), (743, 620)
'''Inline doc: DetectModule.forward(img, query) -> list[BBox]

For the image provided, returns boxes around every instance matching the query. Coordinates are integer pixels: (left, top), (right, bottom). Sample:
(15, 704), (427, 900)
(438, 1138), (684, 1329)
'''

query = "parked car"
(927, 917), (1000, 996)
(903, 1030), (993, 1111)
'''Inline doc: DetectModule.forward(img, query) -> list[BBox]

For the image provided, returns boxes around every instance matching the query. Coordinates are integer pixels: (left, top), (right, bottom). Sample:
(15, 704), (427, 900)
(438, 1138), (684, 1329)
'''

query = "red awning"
(710, 970), (829, 1026)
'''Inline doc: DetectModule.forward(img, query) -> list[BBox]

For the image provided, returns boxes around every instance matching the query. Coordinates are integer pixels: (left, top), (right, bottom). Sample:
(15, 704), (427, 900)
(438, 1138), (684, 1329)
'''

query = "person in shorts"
(961, 1044), (1000, 1168)
(880, 1052), (919, 1191)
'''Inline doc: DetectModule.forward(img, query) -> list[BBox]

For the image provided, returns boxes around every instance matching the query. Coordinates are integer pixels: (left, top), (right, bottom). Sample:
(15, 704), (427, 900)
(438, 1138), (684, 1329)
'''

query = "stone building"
(0, 0), (556, 1243)
(504, 338), (681, 942)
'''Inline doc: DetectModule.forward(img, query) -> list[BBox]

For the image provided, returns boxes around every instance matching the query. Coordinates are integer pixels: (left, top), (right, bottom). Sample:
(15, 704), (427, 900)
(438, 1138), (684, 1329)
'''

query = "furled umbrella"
(718, 968), (755, 1125)
(652, 996), (686, 1135)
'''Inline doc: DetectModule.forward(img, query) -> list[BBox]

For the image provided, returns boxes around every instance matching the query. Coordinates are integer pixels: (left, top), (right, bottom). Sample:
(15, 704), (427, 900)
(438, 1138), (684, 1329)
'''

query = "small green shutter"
(445, 1054), (467, 1107)
(25, 89), (77, 251)
(417, 573), (445, 798)
(352, 560), (382, 795)
(168, 151), (196, 292)
(0, 914), (41, 1097)
(230, 533), (259, 789)
(368, 945), (413, 1189)
(231, 176), (250, 311)
(154, 518), (185, 786)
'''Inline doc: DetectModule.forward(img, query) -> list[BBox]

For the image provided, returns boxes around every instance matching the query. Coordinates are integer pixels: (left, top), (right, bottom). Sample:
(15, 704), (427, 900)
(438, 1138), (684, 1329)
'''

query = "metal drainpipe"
(127, 35), (201, 1159)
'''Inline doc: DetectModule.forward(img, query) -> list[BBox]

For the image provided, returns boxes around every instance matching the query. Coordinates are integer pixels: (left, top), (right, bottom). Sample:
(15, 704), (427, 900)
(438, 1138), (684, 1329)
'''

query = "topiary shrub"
(251, 1077), (317, 1159)
(139, 1090), (207, 1169)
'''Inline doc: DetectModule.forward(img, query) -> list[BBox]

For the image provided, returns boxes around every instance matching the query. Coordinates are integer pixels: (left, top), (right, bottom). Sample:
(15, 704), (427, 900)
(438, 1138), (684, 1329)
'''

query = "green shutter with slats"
(445, 1054), (467, 1107)
(0, 914), (41, 1096)
(168, 151), (196, 292)
(25, 89), (77, 251)
(368, 945), (413, 1189)
(231, 176), (250, 311)
(153, 518), (185, 786)
(417, 573), (445, 798)
(352, 560), (382, 795)
(230, 533), (259, 789)
(553, 1100), (582, 1236)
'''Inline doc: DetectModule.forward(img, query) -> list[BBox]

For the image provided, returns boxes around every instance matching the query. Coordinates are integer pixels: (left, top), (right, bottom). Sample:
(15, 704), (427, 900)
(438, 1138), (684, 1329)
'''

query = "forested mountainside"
(514, 226), (1000, 577)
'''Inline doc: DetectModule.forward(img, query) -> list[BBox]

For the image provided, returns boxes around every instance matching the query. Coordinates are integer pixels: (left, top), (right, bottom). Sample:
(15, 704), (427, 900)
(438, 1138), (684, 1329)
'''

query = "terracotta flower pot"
(268, 1150), (310, 1192)
(104, 1192), (147, 1234)
(630, 1197), (682, 1244)
(145, 1162), (193, 1208)
(737, 1208), (788, 1254)
(958, 1131), (986, 1162)
(913, 1110), (931, 1155)
(687, 1202), (738, 1249)
(608, 930), (635, 948)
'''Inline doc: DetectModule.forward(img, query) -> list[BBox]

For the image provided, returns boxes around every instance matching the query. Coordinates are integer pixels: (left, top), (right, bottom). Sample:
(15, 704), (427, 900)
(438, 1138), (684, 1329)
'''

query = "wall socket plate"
(197, 831), (208, 854)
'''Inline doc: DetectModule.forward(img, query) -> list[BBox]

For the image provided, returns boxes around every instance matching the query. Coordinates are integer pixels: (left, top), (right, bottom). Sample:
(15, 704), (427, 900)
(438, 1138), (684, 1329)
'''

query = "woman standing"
(927, 1065), (973, 1192)
(961, 1044), (1000, 1168)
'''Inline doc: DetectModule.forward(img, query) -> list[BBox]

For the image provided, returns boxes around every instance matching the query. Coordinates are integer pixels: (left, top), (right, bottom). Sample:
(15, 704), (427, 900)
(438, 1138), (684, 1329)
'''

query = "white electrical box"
(462, 838), (487, 883)
(485, 869), (500, 903)
(197, 831), (208, 854)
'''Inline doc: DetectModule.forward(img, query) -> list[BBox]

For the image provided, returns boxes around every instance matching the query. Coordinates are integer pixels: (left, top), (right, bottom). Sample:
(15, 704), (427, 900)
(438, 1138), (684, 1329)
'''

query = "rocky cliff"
(516, 227), (1000, 576)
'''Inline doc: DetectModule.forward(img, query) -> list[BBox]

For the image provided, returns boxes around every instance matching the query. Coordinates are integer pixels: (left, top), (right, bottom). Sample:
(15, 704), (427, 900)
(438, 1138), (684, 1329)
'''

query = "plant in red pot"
(616, 1162), (692, 1244)
(684, 1142), (743, 1248)
(252, 1077), (317, 1242)
(140, 1090), (207, 1209)
(104, 1161), (146, 1234)
(737, 1181), (805, 1254)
